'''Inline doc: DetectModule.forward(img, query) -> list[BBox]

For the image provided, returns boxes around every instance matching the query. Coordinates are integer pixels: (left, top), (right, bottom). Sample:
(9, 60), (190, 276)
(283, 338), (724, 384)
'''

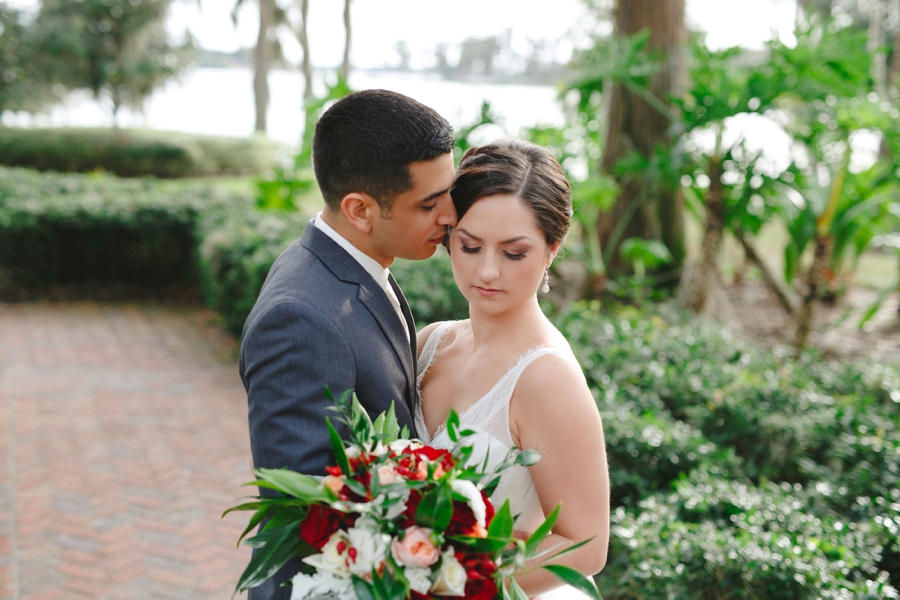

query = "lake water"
(1, 67), (877, 175)
(1, 68), (565, 149)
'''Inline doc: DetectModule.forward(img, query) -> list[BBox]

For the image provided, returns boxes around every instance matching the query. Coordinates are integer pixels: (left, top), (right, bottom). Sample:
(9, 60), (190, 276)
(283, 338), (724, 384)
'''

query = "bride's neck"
(467, 297), (547, 349)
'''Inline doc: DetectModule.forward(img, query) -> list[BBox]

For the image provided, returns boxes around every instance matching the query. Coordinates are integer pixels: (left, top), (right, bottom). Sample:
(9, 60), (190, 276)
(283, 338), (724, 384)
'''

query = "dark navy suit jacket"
(239, 221), (418, 599)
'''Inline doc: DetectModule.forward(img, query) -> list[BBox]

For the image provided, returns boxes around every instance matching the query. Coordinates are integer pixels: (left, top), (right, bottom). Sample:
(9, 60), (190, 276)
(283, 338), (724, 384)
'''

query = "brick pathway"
(0, 303), (254, 599)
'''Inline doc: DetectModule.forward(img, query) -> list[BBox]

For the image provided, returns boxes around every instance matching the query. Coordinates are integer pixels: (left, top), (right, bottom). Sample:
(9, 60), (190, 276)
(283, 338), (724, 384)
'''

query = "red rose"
(483, 491), (495, 526)
(397, 489), (423, 529)
(298, 504), (348, 549)
(465, 575), (498, 600)
(411, 446), (456, 471)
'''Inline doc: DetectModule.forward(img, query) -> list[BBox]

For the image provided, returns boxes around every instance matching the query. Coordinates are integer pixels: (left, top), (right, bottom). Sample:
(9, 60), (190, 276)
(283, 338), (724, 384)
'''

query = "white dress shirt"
(314, 213), (410, 340)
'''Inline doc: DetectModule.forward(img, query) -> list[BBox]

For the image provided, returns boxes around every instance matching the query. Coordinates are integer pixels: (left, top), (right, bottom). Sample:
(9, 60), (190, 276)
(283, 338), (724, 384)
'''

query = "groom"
(239, 89), (456, 599)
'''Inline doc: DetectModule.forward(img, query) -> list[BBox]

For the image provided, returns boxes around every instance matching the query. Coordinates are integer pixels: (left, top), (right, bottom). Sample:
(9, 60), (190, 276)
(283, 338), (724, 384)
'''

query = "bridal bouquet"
(225, 390), (599, 600)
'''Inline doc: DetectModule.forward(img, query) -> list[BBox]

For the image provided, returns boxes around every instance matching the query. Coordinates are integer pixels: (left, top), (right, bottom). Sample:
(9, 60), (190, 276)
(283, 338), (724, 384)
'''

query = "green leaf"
(515, 449), (541, 467)
(326, 417), (353, 476)
(343, 477), (368, 498)
(526, 504), (560, 556)
(509, 578), (530, 600)
(488, 499), (515, 539)
(222, 500), (268, 518)
(414, 485), (453, 532)
(235, 524), (304, 592)
(351, 576), (377, 600)
(542, 565), (600, 599)
(446, 409), (461, 442)
(228, 501), (283, 546)
(372, 400), (401, 444)
(254, 469), (328, 501)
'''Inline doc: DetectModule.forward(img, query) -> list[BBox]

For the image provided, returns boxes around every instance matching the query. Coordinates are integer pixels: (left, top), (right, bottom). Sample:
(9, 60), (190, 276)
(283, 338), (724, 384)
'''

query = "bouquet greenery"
(225, 390), (600, 599)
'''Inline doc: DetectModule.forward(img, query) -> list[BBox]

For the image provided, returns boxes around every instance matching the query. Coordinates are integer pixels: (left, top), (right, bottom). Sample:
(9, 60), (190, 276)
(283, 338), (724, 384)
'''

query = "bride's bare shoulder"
(415, 319), (471, 358)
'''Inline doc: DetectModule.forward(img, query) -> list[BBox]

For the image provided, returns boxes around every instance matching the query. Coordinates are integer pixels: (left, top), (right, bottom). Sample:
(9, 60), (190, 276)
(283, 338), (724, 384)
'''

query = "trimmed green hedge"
(0, 127), (278, 178)
(0, 167), (233, 287)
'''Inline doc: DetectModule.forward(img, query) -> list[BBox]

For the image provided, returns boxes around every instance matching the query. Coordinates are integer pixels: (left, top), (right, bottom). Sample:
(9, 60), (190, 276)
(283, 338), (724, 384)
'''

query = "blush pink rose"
(377, 464), (400, 485)
(391, 526), (440, 568)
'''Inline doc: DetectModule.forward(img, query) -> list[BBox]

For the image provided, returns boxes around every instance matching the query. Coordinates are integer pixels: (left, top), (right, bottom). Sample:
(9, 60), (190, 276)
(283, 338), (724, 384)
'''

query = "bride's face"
(449, 194), (558, 315)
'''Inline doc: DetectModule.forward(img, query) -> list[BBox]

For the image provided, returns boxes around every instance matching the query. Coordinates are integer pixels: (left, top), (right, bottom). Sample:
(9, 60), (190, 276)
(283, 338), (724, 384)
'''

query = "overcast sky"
(7, 0), (799, 69)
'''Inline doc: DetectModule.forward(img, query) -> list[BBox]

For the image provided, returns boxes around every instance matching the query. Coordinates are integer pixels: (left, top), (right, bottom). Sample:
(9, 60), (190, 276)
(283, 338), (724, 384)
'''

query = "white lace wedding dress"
(415, 321), (591, 600)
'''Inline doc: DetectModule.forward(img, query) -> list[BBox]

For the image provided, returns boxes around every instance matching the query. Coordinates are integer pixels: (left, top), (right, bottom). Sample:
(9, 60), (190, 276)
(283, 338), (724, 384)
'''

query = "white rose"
(302, 530), (350, 577)
(430, 549), (467, 596)
(346, 517), (388, 577)
(451, 479), (486, 528)
(389, 439), (412, 453)
(370, 441), (388, 456)
(345, 445), (361, 459)
(290, 571), (355, 600)
(404, 566), (433, 595)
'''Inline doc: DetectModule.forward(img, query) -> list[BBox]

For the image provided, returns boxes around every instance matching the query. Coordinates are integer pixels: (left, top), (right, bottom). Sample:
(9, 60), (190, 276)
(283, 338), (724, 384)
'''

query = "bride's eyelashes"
(459, 244), (527, 261)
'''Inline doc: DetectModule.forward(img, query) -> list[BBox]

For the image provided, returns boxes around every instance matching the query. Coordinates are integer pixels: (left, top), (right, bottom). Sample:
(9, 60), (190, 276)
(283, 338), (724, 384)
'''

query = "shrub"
(602, 472), (899, 599)
(554, 301), (900, 505)
(197, 207), (307, 336)
(0, 127), (277, 178)
(0, 167), (230, 288)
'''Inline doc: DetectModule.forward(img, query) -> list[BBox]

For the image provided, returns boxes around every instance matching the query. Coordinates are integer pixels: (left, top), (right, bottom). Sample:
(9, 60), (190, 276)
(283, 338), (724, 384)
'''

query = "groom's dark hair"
(312, 89), (454, 213)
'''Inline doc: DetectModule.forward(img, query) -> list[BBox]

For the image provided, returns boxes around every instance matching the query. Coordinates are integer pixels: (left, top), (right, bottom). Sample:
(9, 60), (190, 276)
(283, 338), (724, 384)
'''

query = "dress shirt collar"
(314, 212), (391, 290)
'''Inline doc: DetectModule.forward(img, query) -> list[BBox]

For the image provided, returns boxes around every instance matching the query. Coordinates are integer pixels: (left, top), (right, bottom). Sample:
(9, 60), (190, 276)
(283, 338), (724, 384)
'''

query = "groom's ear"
(340, 192), (381, 234)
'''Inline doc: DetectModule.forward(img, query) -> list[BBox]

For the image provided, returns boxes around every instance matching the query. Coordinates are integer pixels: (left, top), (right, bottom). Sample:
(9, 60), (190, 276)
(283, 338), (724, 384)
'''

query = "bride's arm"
(509, 354), (610, 596)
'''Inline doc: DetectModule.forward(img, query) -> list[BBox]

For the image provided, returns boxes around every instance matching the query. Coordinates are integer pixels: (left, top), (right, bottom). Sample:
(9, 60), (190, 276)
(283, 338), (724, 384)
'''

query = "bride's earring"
(541, 270), (550, 294)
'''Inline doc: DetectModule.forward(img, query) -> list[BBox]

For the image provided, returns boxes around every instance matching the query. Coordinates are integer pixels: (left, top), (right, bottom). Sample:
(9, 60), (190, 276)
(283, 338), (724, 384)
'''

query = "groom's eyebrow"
(420, 188), (450, 203)
(457, 229), (531, 244)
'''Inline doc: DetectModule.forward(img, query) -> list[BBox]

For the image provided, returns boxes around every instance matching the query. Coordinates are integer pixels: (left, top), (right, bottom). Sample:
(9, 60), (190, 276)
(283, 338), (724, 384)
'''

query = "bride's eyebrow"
(456, 228), (531, 244)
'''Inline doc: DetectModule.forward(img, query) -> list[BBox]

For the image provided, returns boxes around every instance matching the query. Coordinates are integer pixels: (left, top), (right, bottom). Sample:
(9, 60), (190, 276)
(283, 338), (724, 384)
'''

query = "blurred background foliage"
(1, 0), (900, 596)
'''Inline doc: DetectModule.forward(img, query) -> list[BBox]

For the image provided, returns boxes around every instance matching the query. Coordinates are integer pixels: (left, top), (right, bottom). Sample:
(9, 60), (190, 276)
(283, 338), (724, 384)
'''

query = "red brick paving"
(0, 303), (253, 599)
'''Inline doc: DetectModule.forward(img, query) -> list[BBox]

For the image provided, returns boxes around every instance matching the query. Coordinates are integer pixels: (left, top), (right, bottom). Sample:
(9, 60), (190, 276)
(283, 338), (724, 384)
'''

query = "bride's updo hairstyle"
(449, 139), (572, 247)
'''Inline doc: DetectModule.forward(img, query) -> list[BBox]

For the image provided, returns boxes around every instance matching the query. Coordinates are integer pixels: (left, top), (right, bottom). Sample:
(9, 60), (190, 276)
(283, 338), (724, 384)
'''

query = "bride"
(415, 139), (610, 598)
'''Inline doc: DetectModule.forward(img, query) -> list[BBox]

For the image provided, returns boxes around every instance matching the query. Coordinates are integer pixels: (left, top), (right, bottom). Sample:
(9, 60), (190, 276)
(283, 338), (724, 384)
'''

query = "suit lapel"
(356, 281), (416, 409)
(302, 223), (416, 413)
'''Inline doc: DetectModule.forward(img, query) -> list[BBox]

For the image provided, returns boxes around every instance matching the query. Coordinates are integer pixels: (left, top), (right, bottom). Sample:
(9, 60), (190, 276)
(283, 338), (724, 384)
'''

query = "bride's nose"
(477, 253), (500, 282)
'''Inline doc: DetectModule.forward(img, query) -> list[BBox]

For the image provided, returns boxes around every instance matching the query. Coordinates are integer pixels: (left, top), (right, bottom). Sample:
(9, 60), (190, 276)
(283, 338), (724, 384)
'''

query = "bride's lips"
(474, 286), (502, 297)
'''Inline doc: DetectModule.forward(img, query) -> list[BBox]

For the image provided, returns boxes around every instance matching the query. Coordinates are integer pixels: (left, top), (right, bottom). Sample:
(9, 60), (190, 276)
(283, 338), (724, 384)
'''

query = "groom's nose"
(436, 195), (457, 226)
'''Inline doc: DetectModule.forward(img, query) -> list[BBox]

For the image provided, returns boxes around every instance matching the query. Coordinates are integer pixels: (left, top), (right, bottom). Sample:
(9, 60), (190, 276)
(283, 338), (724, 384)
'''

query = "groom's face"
(370, 152), (457, 265)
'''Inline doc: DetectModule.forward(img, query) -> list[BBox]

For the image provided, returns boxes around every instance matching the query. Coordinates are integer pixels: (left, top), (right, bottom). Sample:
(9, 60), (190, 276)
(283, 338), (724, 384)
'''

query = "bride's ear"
(546, 241), (561, 268)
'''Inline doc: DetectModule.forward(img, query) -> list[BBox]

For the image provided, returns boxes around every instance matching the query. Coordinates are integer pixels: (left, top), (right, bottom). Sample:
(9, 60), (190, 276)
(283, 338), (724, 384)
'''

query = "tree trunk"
(737, 230), (798, 316)
(598, 0), (686, 277)
(869, 0), (888, 99)
(793, 235), (834, 352)
(253, 0), (274, 133)
(298, 0), (313, 101)
(891, 0), (900, 85)
(678, 153), (725, 314)
(341, 0), (352, 80)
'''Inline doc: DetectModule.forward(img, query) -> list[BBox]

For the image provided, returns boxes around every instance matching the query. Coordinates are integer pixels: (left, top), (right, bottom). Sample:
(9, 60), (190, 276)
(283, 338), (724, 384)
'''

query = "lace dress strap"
(416, 321), (454, 390)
